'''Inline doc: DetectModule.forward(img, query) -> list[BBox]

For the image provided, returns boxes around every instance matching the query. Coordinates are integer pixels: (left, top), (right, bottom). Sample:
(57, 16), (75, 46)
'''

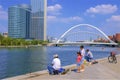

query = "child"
(76, 51), (82, 73)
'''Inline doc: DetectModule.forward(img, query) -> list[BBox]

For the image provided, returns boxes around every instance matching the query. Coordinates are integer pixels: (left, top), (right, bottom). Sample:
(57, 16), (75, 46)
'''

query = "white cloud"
(107, 15), (120, 22)
(101, 15), (120, 35)
(61, 16), (83, 23)
(47, 15), (57, 22)
(47, 4), (62, 15)
(0, 5), (8, 20)
(47, 16), (83, 23)
(86, 4), (118, 14)
(47, 16), (57, 19)
(47, 4), (83, 24)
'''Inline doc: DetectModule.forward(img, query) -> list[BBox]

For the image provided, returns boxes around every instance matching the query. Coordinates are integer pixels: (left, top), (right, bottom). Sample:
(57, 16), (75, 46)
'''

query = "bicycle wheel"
(108, 56), (113, 63)
(113, 57), (117, 64)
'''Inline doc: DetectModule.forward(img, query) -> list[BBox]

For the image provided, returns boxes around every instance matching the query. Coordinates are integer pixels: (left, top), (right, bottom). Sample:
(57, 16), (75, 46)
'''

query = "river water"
(0, 46), (119, 79)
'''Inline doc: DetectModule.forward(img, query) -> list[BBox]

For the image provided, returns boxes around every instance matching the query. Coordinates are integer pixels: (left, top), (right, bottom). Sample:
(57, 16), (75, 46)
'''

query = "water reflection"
(0, 47), (47, 79)
(0, 49), (8, 79)
(28, 47), (47, 72)
(7, 48), (31, 77)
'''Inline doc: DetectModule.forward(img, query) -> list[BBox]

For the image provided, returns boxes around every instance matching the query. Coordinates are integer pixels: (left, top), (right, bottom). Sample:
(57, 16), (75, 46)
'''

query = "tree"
(118, 42), (120, 45)
(0, 35), (49, 46)
(42, 41), (48, 45)
(0, 34), (3, 40)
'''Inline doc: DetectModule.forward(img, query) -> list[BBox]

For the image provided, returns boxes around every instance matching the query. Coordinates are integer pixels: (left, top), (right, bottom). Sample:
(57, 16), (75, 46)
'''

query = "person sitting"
(85, 49), (93, 62)
(110, 51), (116, 60)
(47, 54), (65, 75)
(110, 51), (116, 56)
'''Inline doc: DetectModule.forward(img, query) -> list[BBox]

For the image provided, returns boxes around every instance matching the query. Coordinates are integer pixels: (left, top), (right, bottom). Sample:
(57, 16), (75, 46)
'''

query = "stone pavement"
(5, 55), (120, 80)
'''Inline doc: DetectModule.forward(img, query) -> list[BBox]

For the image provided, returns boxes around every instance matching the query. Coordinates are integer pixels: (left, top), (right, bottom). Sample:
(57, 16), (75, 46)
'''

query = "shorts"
(77, 62), (81, 67)
(80, 57), (85, 65)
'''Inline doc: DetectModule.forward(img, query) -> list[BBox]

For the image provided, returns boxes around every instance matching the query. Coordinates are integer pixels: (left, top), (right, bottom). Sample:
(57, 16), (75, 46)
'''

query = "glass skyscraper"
(30, 0), (47, 40)
(8, 4), (31, 39)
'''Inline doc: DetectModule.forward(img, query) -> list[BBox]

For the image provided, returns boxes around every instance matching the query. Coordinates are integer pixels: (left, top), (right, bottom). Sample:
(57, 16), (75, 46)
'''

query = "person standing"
(80, 45), (85, 71)
(76, 51), (82, 73)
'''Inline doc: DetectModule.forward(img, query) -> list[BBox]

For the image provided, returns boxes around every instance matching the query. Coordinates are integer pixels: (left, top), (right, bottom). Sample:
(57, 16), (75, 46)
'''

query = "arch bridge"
(55, 24), (118, 46)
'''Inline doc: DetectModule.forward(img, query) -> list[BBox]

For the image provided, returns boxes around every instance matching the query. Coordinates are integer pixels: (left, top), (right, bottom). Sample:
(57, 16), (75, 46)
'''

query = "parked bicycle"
(108, 52), (117, 64)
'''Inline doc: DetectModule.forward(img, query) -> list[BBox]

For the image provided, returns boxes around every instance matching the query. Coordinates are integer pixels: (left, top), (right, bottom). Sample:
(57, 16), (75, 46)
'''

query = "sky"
(0, 0), (120, 38)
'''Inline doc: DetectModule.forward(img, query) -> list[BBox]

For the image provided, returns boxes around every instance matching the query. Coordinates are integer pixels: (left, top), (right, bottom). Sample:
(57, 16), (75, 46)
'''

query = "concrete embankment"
(4, 55), (120, 80)
(3, 64), (76, 80)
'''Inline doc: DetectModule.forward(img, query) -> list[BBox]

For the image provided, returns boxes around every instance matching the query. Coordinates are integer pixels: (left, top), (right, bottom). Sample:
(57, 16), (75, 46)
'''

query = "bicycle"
(108, 52), (117, 64)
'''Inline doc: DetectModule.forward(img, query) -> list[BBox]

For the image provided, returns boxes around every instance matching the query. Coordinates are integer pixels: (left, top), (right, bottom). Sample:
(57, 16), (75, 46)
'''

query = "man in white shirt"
(52, 54), (61, 70)
(80, 45), (85, 72)
(48, 54), (61, 75)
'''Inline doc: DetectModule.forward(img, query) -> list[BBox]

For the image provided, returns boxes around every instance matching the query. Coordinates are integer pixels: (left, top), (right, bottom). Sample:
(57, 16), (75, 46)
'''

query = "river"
(0, 46), (119, 79)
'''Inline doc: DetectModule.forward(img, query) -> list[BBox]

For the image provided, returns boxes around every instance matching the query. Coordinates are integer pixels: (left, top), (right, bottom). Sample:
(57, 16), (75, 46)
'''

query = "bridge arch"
(56, 24), (115, 43)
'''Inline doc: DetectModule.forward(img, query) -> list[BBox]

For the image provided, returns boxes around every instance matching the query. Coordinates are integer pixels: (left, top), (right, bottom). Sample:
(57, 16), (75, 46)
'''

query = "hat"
(53, 54), (58, 58)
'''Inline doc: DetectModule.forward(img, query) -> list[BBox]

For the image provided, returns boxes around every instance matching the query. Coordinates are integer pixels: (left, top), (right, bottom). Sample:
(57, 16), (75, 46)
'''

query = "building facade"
(3, 32), (8, 38)
(8, 4), (31, 39)
(116, 33), (120, 42)
(30, 0), (47, 40)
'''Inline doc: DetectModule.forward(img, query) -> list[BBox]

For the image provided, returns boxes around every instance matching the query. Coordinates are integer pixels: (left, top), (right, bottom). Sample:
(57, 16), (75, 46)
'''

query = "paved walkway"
(6, 55), (120, 80)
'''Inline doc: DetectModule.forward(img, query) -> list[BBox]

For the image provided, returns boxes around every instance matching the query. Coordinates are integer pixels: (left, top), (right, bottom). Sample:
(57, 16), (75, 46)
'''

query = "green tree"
(118, 42), (120, 45)
(1, 38), (11, 46)
(0, 34), (3, 45)
(0, 34), (3, 40)
(0, 35), (49, 46)
(31, 40), (38, 45)
(6, 37), (12, 45)
(42, 41), (48, 45)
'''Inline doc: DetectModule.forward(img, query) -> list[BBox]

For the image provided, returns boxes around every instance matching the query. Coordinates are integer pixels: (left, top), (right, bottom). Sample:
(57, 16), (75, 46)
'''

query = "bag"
(59, 68), (65, 73)
(92, 61), (98, 64)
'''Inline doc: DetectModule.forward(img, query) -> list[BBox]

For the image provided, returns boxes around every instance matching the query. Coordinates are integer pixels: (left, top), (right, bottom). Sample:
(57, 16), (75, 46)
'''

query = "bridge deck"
(54, 42), (118, 46)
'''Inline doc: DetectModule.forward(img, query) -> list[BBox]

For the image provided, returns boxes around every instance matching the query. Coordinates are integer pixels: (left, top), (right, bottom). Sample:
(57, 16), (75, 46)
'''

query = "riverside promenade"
(4, 55), (120, 80)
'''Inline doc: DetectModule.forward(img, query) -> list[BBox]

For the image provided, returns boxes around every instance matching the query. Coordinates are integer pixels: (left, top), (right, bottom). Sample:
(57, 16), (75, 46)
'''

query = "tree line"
(0, 34), (48, 46)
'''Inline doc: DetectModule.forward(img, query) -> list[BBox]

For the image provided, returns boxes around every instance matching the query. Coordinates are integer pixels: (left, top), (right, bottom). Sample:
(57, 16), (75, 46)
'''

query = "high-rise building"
(8, 4), (31, 39)
(30, 0), (47, 40)
(116, 33), (120, 42)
